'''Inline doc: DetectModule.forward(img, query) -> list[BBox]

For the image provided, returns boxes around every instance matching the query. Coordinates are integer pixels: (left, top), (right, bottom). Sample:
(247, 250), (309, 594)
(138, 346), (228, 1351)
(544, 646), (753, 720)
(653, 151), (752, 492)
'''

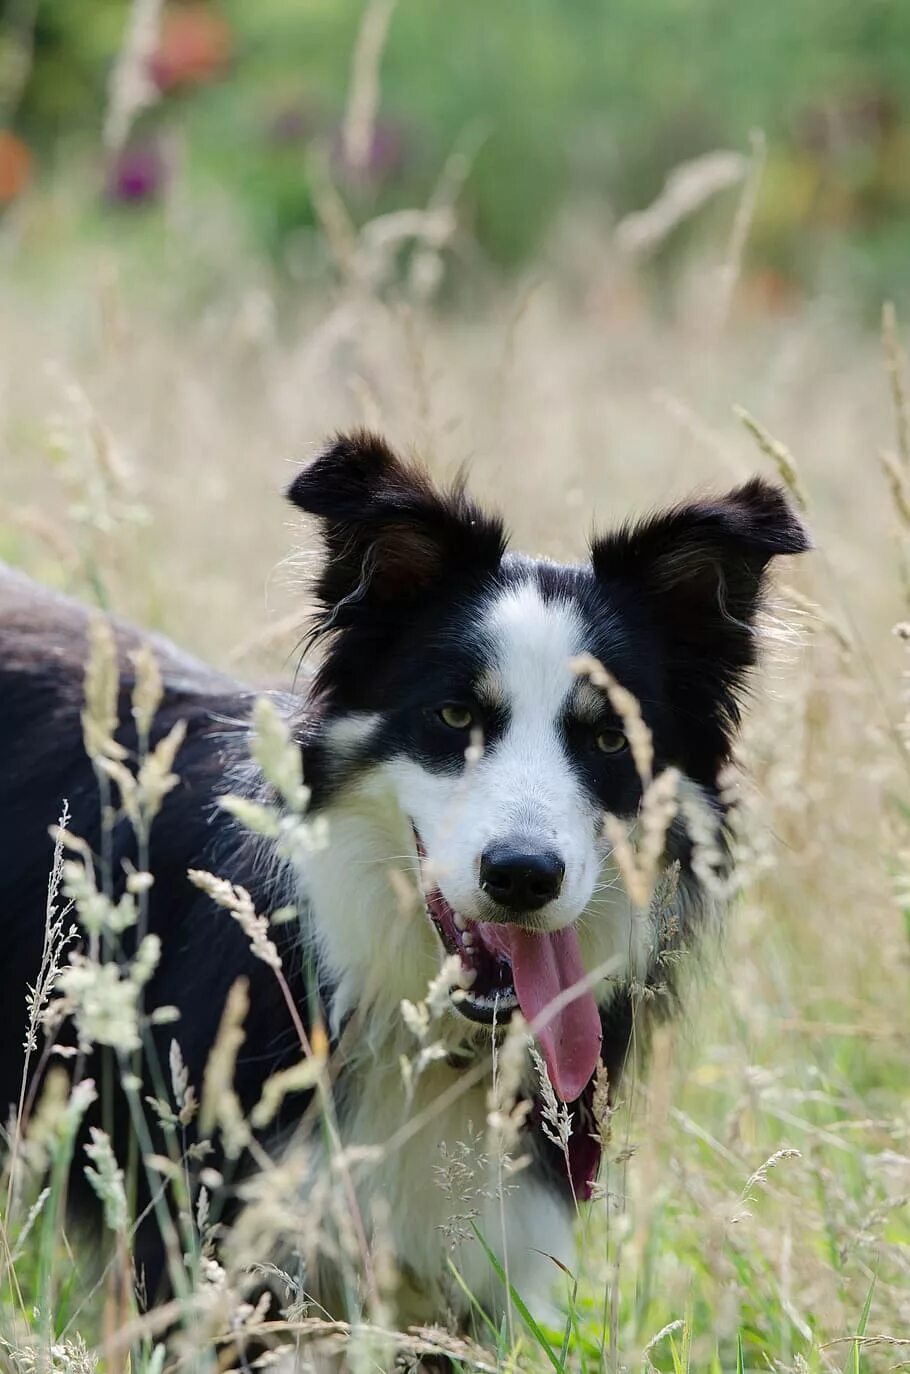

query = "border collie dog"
(0, 432), (808, 1325)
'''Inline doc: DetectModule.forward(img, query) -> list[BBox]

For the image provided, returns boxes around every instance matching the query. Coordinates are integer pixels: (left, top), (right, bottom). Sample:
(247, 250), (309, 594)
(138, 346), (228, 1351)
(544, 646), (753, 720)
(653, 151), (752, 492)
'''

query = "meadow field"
(2, 2), (910, 1365)
(1, 192), (909, 1374)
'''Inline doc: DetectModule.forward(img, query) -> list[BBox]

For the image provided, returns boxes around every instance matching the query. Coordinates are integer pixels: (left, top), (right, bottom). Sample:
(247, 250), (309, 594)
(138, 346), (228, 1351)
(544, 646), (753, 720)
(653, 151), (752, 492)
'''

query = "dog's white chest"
(321, 1054), (575, 1328)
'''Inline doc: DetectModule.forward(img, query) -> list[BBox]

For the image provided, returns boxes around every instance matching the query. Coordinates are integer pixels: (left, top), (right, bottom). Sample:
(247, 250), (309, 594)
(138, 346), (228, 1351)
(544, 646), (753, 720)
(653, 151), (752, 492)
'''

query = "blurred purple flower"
(106, 142), (168, 206)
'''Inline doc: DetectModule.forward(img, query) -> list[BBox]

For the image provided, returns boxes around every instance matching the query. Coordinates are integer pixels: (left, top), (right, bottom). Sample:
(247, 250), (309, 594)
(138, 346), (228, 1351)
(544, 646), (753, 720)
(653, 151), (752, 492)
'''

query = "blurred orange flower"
(151, 4), (232, 92)
(0, 131), (31, 204)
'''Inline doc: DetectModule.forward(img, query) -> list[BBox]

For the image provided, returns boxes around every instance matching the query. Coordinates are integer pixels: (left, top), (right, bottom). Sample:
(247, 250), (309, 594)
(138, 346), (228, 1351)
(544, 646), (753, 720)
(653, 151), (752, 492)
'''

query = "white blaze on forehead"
(483, 579), (583, 728)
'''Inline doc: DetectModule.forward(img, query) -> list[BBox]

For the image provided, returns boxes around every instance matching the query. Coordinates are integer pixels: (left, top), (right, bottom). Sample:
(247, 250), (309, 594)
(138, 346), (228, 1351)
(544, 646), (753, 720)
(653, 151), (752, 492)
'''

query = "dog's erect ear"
(287, 430), (506, 610)
(591, 477), (809, 595)
(591, 478), (811, 768)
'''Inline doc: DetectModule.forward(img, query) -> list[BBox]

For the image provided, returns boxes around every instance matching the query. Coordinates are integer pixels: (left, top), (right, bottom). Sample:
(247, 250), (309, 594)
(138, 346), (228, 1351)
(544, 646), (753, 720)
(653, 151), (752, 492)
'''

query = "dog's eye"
(438, 704), (475, 730)
(595, 728), (627, 755)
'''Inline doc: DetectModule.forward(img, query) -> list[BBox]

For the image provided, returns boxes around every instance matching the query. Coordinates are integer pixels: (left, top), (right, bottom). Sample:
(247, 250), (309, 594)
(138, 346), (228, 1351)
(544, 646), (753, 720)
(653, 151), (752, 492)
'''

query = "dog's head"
(288, 431), (809, 1099)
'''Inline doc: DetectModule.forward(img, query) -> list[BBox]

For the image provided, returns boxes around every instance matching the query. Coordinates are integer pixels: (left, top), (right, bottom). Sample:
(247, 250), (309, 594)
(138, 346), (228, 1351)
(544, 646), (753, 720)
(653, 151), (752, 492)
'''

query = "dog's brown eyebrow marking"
(569, 678), (609, 724)
(473, 667), (505, 709)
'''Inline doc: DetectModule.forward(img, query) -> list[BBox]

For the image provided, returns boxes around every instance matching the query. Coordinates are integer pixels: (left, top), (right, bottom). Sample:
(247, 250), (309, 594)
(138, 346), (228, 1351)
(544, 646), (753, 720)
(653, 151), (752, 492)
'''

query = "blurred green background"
(3, 0), (910, 308)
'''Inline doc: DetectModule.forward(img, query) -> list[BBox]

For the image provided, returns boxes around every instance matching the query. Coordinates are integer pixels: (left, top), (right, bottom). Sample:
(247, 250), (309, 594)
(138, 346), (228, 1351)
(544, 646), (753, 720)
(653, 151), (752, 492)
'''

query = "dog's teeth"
(462, 932), (475, 949)
(456, 966), (477, 988)
(452, 911), (466, 931)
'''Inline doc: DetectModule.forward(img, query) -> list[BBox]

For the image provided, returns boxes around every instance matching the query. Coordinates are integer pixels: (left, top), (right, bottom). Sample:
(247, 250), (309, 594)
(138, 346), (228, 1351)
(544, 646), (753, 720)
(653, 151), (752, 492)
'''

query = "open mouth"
(414, 832), (603, 1105)
(424, 881), (520, 1025)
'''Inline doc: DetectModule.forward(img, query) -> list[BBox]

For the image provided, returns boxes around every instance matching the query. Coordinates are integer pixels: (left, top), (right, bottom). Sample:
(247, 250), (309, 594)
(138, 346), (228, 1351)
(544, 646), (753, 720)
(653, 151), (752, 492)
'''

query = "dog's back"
(0, 567), (289, 1124)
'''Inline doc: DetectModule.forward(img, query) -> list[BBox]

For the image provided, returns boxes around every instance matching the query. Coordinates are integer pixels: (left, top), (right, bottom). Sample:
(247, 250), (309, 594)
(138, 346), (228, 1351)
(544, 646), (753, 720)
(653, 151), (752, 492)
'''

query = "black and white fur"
(0, 432), (809, 1325)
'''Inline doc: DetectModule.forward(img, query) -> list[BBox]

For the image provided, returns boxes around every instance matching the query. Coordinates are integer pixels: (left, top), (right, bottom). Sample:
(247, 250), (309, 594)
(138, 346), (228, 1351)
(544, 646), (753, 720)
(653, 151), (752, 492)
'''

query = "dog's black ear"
(591, 478), (810, 769)
(288, 430), (506, 609)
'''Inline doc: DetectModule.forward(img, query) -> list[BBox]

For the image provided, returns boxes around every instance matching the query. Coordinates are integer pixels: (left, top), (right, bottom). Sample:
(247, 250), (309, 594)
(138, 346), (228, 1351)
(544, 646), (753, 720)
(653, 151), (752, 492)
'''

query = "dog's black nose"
(479, 844), (565, 911)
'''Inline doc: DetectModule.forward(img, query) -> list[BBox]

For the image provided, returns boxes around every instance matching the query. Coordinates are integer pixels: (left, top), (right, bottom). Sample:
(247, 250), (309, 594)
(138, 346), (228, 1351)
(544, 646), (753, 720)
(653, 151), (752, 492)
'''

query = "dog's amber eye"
(438, 704), (475, 730)
(595, 728), (627, 755)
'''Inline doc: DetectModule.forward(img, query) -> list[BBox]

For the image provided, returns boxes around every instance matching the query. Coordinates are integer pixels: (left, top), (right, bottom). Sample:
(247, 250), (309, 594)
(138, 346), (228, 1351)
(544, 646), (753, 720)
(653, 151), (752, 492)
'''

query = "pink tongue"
(477, 923), (602, 1103)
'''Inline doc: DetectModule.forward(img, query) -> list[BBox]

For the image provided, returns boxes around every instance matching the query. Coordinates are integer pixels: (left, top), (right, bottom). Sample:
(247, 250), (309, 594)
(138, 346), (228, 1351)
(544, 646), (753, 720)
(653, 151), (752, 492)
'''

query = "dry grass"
(1, 192), (910, 1372)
